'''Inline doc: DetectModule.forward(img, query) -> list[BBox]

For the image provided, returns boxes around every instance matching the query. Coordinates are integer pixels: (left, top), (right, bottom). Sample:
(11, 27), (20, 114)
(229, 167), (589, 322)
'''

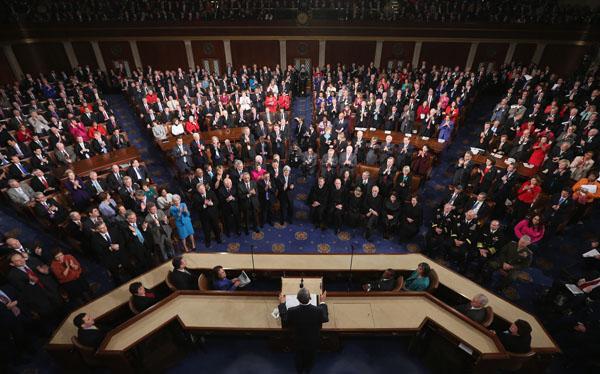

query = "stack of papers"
(582, 249), (600, 258)
(565, 284), (584, 295)
(238, 271), (251, 288)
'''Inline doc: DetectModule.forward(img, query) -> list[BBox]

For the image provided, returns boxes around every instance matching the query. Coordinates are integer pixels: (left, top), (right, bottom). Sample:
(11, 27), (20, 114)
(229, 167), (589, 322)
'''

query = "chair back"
(128, 297), (140, 315)
(71, 336), (102, 366)
(392, 276), (404, 292)
(426, 269), (439, 293)
(165, 271), (177, 291)
(482, 306), (494, 328)
(198, 273), (210, 291)
(504, 350), (536, 371)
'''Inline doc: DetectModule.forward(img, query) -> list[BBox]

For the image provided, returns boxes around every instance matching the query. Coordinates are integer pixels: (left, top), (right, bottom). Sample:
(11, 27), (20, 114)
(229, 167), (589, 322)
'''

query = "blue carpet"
(167, 336), (428, 374)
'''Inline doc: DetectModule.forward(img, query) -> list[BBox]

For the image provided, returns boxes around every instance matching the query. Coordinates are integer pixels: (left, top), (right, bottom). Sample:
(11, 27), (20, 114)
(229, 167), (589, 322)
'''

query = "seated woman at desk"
(211, 265), (241, 291)
(403, 262), (431, 291)
(129, 281), (159, 312)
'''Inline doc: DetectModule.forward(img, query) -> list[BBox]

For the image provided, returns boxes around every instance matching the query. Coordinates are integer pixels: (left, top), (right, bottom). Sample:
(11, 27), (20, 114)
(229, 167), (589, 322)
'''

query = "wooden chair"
(481, 306), (494, 328)
(198, 273), (210, 291)
(71, 336), (103, 367)
(503, 351), (536, 372)
(426, 269), (439, 293)
(128, 297), (140, 315)
(165, 271), (177, 291)
(392, 276), (405, 292)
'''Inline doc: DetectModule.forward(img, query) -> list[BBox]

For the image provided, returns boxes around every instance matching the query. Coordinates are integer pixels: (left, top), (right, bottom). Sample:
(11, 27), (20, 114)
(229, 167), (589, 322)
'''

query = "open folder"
(238, 271), (251, 288)
(285, 294), (317, 308)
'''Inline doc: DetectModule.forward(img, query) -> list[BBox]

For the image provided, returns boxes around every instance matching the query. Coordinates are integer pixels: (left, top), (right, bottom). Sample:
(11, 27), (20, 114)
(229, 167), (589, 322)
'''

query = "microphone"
(300, 278), (304, 289)
(347, 244), (355, 292)
(250, 244), (256, 278)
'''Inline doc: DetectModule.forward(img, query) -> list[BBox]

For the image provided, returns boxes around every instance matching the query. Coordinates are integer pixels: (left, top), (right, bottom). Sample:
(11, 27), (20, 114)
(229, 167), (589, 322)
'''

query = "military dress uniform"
(425, 208), (457, 258)
(448, 215), (479, 270)
(468, 226), (507, 279)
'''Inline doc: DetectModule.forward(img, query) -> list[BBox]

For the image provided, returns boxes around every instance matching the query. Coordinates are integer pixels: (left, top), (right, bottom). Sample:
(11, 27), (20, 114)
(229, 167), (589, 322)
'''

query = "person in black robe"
(346, 186), (365, 227)
(382, 192), (401, 239)
(398, 195), (423, 241)
(363, 185), (383, 240)
(308, 177), (329, 229)
(328, 178), (346, 234)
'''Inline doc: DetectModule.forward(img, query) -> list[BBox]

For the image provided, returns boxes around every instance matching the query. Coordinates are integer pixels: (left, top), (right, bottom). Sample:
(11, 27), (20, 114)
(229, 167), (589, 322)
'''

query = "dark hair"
(52, 248), (63, 256)
(297, 288), (311, 304)
(515, 319), (532, 336)
(527, 215), (543, 228)
(418, 262), (431, 276)
(129, 282), (142, 295)
(172, 256), (183, 269)
(211, 265), (224, 282)
(73, 312), (86, 328)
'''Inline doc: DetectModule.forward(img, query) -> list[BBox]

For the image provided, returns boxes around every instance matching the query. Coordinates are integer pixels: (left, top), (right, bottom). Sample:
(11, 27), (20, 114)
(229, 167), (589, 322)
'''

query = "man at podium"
(278, 288), (328, 373)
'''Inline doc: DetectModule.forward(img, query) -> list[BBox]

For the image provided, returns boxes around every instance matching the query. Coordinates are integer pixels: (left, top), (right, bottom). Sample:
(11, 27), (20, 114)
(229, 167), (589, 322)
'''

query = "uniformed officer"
(467, 220), (506, 281)
(425, 203), (456, 258)
(448, 209), (479, 270)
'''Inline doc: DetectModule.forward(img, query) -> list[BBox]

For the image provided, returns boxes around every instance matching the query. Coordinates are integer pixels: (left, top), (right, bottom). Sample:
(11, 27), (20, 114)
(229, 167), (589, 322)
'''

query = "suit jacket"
(7, 162), (31, 180)
(171, 144), (194, 172)
(30, 174), (59, 193)
(6, 142), (31, 158)
(106, 172), (126, 192)
(170, 269), (198, 290)
(131, 294), (157, 313)
(465, 199), (490, 219)
(238, 180), (260, 210)
(54, 147), (77, 165)
(110, 134), (128, 149)
(85, 178), (107, 196)
(7, 184), (36, 205)
(455, 303), (486, 324)
(278, 302), (329, 348)
(90, 137), (112, 154)
(74, 142), (94, 159)
(497, 331), (531, 353)
(77, 327), (107, 350)
(127, 166), (149, 184)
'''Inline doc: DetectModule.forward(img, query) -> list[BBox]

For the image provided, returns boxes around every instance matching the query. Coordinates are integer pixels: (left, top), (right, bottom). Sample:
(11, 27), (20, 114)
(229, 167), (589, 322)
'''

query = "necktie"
(94, 180), (103, 192)
(246, 182), (250, 191)
(24, 267), (44, 289)
(15, 145), (23, 156)
(133, 224), (144, 243)
(559, 197), (565, 205)
(104, 233), (111, 243)
(41, 177), (48, 188)
(18, 164), (27, 175)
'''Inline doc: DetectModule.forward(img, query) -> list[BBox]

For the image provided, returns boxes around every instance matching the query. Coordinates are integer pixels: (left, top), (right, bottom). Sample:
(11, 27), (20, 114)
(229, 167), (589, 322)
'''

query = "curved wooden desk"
(98, 292), (504, 356)
(47, 253), (559, 356)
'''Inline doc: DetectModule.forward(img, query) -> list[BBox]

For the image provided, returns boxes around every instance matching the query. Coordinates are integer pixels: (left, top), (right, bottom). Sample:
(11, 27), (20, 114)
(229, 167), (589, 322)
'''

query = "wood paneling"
(286, 40), (318, 67)
(72, 41), (97, 68)
(512, 43), (536, 65)
(12, 42), (70, 75)
(419, 42), (470, 69)
(230, 40), (279, 68)
(325, 41), (376, 67)
(137, 41), (187, 70)
(0, 51), (16, 84)
(539, 44), (591, 76)
(472, 43), (509, 69)
(99, 41), (135, 70)
(381, 41), (415, 68)
(190, 40), (226, 67)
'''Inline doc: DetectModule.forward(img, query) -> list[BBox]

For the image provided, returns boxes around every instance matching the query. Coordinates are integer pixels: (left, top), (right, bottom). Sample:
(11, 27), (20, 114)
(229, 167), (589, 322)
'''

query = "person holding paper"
(210, 265), (241, 291)
(571, 171), (600, 224)
(278, 288), (328, 374)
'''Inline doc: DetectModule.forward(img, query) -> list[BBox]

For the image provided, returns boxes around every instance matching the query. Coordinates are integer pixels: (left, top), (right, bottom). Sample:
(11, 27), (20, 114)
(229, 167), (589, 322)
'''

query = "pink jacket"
(514, 219), (545, 244)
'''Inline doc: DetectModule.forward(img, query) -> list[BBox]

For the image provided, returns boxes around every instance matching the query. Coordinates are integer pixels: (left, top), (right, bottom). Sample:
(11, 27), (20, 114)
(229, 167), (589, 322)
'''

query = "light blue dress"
(404, 271), (430, 291)
(170, 202), (194, 239)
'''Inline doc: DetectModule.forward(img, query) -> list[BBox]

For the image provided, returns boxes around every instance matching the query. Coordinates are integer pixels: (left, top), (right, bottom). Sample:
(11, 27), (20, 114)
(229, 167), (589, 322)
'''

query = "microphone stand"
(250, 244), (256, 278)
(347, 244), (355, 292)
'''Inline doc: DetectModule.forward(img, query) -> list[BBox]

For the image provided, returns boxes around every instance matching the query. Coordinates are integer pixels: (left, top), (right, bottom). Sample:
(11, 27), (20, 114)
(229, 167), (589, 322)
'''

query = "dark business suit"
(278, 301), (329, 373)
(455, 304), (486, 324)
(170, 269), (198, 290)
(77, 327), (107, 350)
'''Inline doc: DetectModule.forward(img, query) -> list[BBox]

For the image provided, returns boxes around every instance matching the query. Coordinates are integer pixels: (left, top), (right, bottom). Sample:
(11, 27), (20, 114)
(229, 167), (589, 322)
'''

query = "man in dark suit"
(106, 164), (126, 192)
(74, 137), (94, 160)
(7, 156), (31, 181)
(218, 177), (241, 237)
(170, 257), (198, 290)
(85, 171), (107, 197)
(110, 129), (129, 149)
(33, 192), (68, 224)
(30, 169), (59, 195)
(278, 288), (329, 374)
(72, 313), (107, 350)
(192, 184), (222, 247)
(6, 253), (62, 319)
(545, 189), (574, 234)
(120, 210), (153, 272)
(127, 160), (149, 185)
(238, 172), (261, 234)
(440, 184), (469, 212)
(455, 294), (489, 324)
(189, 133), (207, 168)
(128, 282), (158, 313)
(6, 139), (31, 159)
(171, 138), (194, 173)
(276, 166), (295, 225)
(495, 319), (532, 353)
(90, 222), (131, 283)
(90, 132), (112, 155)
(464, 192), (490, 219)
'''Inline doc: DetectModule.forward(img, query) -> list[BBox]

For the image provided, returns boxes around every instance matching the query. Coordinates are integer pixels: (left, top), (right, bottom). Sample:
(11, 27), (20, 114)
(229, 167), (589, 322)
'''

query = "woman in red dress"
(87, 122), (107, 139)
(15, 124), (33, 142)
(528, 136), (551, 169)
(185, 115), (200, 134)
(265, 93), (278, 114)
